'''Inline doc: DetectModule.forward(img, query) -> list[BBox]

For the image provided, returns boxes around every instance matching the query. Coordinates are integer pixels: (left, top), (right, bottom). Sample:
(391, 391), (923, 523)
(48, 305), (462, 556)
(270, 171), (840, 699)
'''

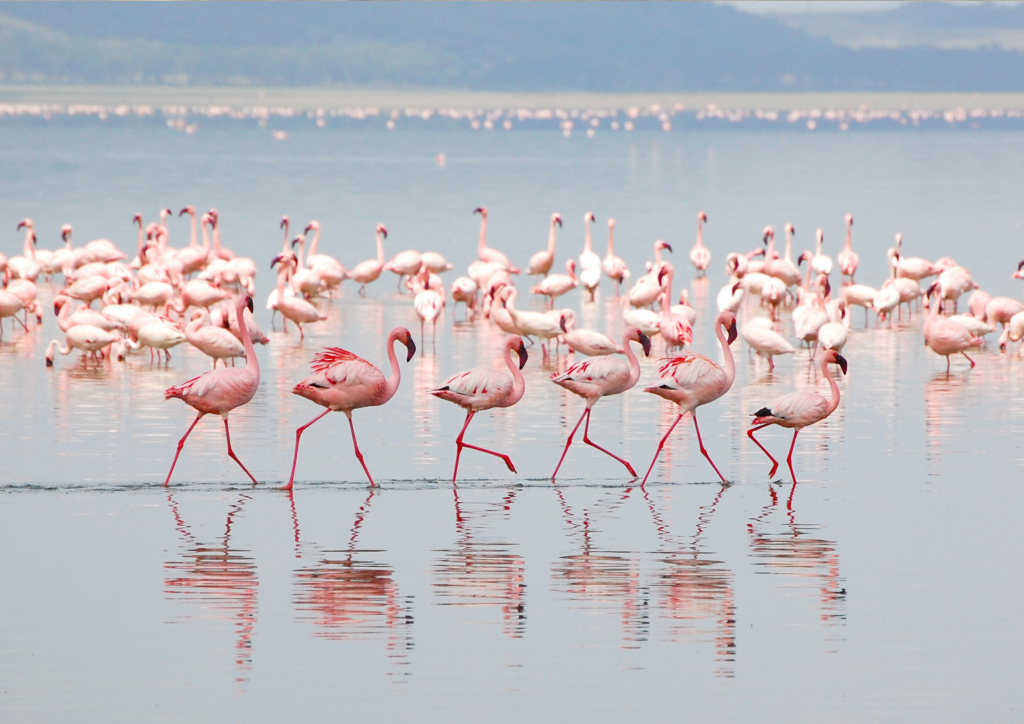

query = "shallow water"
(1, 119), (1023, 721)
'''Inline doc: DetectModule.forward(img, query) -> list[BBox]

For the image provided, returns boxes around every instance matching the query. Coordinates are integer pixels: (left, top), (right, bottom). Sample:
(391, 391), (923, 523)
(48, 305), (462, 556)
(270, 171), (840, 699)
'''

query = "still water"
(1, 118), (1023, 721)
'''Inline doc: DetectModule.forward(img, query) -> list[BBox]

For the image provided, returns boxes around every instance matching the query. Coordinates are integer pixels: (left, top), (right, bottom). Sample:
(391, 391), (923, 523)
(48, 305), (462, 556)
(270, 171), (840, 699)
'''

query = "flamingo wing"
(435, 367), (512, 399)
(655, 353), (720, 388)
(753, 392), (828, 425)
(309, 348), (383, 387)
(552, 356), (625, 385)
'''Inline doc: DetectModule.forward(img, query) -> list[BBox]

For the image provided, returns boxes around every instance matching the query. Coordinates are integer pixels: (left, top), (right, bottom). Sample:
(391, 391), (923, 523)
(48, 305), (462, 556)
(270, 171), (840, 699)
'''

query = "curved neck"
(382, 330), (403, 402)
(820, 356), (841, 416)
(375, 230), (384, 264)
(212, 219), (222, 252)
(276, 264), (289, 296)
(237, 299), (258, 375)
(200, 222), (211, 253)
(503, 340), (526, 402)
(296, 240), (306, 270)
(654, 242), (662, 265)
(478, 214), (488, 256)
(621, 332), (642, 387)
(715, 318), (737, 388)
(926, 292), (940, 329)
(567, 262), (577, 283)
(136, 223), (144, 257)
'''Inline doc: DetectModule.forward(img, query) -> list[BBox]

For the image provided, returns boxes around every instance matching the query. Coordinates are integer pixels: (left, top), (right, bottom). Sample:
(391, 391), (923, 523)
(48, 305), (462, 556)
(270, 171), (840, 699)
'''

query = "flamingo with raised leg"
(642, 311), (738, 484)
(284, 327), (416, 489)
(689, 211), (711, 276)
(163, 295), (260, 486)
(747, 349), (847, 483)
(433, 335), (529, 482)
(550, 327), (651, 481)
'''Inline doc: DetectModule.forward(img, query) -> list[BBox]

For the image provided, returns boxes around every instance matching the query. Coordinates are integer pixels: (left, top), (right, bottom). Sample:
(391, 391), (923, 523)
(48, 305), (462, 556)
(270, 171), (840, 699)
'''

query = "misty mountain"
(0, 1), (1022, 91)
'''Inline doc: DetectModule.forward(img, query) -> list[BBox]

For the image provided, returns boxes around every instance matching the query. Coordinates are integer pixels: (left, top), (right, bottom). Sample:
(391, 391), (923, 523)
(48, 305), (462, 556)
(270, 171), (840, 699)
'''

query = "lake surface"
(1, 117), (1023, 722)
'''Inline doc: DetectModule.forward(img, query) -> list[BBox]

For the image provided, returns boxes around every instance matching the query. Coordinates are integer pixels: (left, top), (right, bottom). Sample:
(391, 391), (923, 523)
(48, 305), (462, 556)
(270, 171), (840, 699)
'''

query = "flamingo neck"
(309, 227), (321, 257)
(375, 231), (384, 264)
(296, 241), (306, 270)
(275, 265), (289, 297)
(503, 339), (526, 403)
(784, 232), (793, 263)
(136, 223), (144, 257)
(582, 223), (590, 254)
(382, 329), (403, 402)
(478, 215), (488, 257)
(189, 215), (197, 249)
(606, 226), (615, 256)
(568, 263), (577, 283)
(213, 221), (223, 253)
(816, 234), (823, 255)
(201, 222), (211, 254)
(697, 219), (704, 249)
(621, 330), (642, 388)
(820, 356), (841, 415)
(844, 225), (853, 252)
(715, 317), (736, 387)
(237, 298), (258, 375)
(280, 222), (289, 255)
(654, 243), (662, 265)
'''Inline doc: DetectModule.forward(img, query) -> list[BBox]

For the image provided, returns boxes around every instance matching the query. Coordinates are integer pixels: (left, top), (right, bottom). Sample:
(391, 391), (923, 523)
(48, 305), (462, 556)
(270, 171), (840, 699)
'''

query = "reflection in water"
(552, 487), (650, 647)
(164, 493), (259, 680)
(433, 487), (526, 638)
(290, 491), (413, 675)
(748, 485), (847, 634)
(645, 486), (736, 677)
(924, 370), (971, 472)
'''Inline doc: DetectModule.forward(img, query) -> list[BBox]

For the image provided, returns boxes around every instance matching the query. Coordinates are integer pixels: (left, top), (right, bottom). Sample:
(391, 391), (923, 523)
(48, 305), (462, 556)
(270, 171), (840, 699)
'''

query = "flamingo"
(924, 284), (984, 371)
(502, 287), (562, 356)
(689, 211), (711, 277)
(890, 234), (938, 281)
(659, 290), (693, 353)
(474, 207), (519, 273)
(184, 310), (246, 368)
(747, 349), (848, 482)
(628, 243), (672, 308)
(411, 266), (444, 344)
(550, 327), (651, 480)
(208, 209), (233, 261)
(289, 234), (327, 298)
(563, 326), (623, 357)
(578, 213), (602, 300)
(873, 281), (901, 324)
(602, 218), (630, 295)
(0, 290), (27, 339)
(450, 276), (479, 320)
(766, 223), (802, 287)
(932, 264), (977, 313)
(303, 221), (346, 297)
(45, 325), (121, 367)
(642, 311), (738, 484)
(811, 229), (833, 277)
(175, 207), (209, 275)
(285, 326), (416, 489)
(270, 253), (327, 338)
(346, 224), (387, 296)
(54, 295), (124, 333)
(969, 290), (992, 321)
(531, 259), (577, 309)
(837, 214), (858, 280)
(8, 221), (41, 281)
(432, 335), (529, 482)
(163, 295), (260, 486)
(527, 213), (561, 277)
(421, 252), (453, 274)
(740, 317), (796, 370)
(383, 247), (423, 292)
(841, 283), (878, 326)
(128, 322), (188, 363)
(671, 289), (697, 327)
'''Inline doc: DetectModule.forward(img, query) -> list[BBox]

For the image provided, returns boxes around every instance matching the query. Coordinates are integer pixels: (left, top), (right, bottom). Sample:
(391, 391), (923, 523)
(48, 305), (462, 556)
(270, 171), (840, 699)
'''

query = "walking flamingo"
(284, 326), (416, 489)
(578, 213), (602, 300)
(163, 295), (260, 486)
(837, 214), (859, 280)
(527, 213), (561, 277)
(642, 311), (738, 484)
(346, 224), (387, 295)
(602, 218), (630, 295)
(690, 211), (711, 276)
(746, 349), (848, 482)
(550, 327), (651, 481)
(432, 335), (529, 482)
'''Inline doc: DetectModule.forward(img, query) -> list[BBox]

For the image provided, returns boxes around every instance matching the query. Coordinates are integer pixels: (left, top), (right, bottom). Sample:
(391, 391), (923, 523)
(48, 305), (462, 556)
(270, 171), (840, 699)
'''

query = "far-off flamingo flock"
(4, 206), (1020, 487)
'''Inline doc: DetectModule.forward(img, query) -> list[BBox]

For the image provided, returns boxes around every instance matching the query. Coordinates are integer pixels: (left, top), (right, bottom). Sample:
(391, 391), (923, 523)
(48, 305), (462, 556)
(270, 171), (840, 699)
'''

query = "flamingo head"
(179, 206), (194, 217)
(846, 214), (854, 227)
(657, 264), (671, 286)
(718, 312), (738, 344)
(16, 218), (33, 231)
(825, 350), (848, 375)
(817, 274), (831, 297)
(304, 220), (321, 234)
(243, 295), (254, 315)
(1017, 259), (1024, 272)
(608, 218), (615, 229)
(567, 258), (576, 273)
(515, 338), (529, 370)
(208, 208), (218, 220)
(925, 281), (939, 298)
(60, 224), (72, 242)
(160, 208), (172, 221)
(133, 213), (143, 227)
(636, 328), (652, 357)
(201, 213), (213, 227)
(698, 210), (707, 223)
(53, 295), (67, 315)
(656, 240), (673, 254)
(785, 222), (795, 235)
(377, 223), (387, 238)
(895, 232), (902, 247)
(271, 253), (295, 269)
(797, 251), (811, 266)
(398, 328), (416, 362)
(473, 207), (487, 217)
(584, 212), (594, 224)
(291, 234), (305, 249)
(280, 215), (289, 230)
(553, 213), (563, 227)
(762, 226), (774, 244)
(816, 229), (824, 244)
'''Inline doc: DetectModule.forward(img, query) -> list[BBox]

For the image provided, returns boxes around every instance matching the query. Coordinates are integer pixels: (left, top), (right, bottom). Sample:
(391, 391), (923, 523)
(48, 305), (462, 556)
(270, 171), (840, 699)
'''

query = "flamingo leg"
(551, 407), (589, 481)
(641, 413), (685, 486)
(223, 417), (258, 485)
(963, 351), (976, 368)
(746, 422), (779, 478)
(691, 413), (727, 483)
(165, 412), (205, 486)
(347, 415), (376, 487)
(13, 315), (28, 332)
(453, 411), (516, 481)
(283, 408), (332, 490)
(582, 408), (637, 477)
(785, 429), (801, 484)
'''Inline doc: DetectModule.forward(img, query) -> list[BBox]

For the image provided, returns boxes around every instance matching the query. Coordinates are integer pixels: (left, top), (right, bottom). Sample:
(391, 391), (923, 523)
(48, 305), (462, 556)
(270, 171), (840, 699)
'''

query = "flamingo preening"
(284, 327), (416, 489)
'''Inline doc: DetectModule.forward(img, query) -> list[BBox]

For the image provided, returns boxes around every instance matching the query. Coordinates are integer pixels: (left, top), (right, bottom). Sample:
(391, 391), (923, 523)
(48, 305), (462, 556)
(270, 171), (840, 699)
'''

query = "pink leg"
(551, 407), (588, 481)
(165, 412), (205, 486)
(785, 429), (801, 484)
(691, 414), (727, 483)
(282, 408), (331, 490)
(963, 352), (976, 368)
(746, 422), (779, 478)
(453, 411), (516, 482)
(582, 409), (637, 478)
(642, 413), (684, 486)
(347, 415), (376, 487)
(452, 412), (474, 483)
(223, 417), (258, 485)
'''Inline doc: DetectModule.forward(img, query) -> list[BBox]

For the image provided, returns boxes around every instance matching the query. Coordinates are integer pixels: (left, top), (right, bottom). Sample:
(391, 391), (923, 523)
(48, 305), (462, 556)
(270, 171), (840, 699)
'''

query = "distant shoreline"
(3, 85), (1024, 111)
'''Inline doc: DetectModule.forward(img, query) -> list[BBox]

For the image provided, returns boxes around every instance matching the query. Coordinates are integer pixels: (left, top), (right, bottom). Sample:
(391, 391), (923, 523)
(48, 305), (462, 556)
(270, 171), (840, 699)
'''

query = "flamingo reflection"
(433, 487), (526, 638)
(289, 491), (413, 667)
(164, 492), (258, 677)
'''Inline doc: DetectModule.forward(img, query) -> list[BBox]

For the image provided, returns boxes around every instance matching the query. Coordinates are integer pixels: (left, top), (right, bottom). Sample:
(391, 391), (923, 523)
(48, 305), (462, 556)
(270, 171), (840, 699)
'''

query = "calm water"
(1, 118), (1023, 721)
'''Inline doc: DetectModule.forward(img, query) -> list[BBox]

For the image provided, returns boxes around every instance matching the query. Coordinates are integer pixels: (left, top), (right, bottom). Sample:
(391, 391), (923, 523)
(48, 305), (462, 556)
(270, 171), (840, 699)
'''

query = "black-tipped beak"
(473, 207), (484, 215)
(279, 218), (287, 229)
(291, 238), (301, 248)
(1018, 259), (1024, 272)
(559, 316), (567, 333)
(824, 279), (832, 297)
(16, 221), (25, 230)
(53, 302), (61, 315)
(381, 228), (388, 239)
(245, 296), (254, 314)
(639, 331), (651, 356)
(663, 243), (673, 254)
(405, 336), (417, 362)
(926, 282), (937, 296)
(517, 342), (529, 370)
(179, 208), (189, 216)
(727, 321), (738, 345)
(271, 255), (282, 269)
(303, 225), (313, 235)
(556, 217), (562, 228)
(732, 281), (742, 293)
(835, 354), (848, 375)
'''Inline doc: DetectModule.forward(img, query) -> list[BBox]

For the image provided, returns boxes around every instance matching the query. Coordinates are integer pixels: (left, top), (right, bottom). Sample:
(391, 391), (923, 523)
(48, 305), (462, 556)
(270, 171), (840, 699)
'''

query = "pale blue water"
(1, 117), (1023, 722)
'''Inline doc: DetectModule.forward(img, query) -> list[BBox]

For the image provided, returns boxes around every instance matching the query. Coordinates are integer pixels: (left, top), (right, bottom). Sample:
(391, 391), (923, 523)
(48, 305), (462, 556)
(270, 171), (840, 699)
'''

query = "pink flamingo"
(746, 349), (848, 482)
(433, 335), (529, 482)
(531, 258), (578, 309)
(689, 211), (710, 276)
(924, 284), (984, 371)
(602, 218), (630, 295)
(550, 327), (651, 481)
(642, 311), (738, 485)
(163, 295), (260, 486)
(474, 207), (519, 273)
(284, 326), (416, 489)
(837, 214), (858, 280)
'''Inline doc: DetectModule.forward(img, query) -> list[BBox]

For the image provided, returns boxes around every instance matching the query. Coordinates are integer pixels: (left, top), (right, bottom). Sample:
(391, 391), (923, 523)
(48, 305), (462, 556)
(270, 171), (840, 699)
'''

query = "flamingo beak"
(517, 341), (529, 370)
(663, 243), (673, 253)
(559, 316), (567, 333)
(639, 331), (651, 356)
(303, 225), (313, 235)
(727, 321), (738, 345)
(835, 354), (848, 375)
(271, 255), (282, 269)
(732, 281), (742, 294)
(381, 227), (388, 239)
(291, 238), (301, 248)
(16, 221), (25, 230)
(473, 207), (484, 215)
(405, 336), (417, 362)
(1018, 259), (1024, 272)
(245, 296), (254, 314)
(179, 208), (189, 216)
(280, 217), (287, 229)
(824, 279), (832, 297)
(556, 217), (562, 228)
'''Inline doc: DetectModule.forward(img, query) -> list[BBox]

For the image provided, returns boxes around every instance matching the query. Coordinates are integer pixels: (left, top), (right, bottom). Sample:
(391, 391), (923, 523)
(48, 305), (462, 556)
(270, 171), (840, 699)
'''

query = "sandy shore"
(3, 85), (1024, 111)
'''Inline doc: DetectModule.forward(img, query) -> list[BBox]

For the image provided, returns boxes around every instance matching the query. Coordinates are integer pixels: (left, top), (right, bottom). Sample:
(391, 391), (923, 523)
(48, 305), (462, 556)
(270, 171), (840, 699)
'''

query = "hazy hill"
(1, 1), (1022, 91)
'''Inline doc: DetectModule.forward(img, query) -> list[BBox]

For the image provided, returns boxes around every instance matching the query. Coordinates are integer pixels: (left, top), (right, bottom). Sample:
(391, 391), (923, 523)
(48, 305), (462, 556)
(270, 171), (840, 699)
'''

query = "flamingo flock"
(5, 205), (1023, 487)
